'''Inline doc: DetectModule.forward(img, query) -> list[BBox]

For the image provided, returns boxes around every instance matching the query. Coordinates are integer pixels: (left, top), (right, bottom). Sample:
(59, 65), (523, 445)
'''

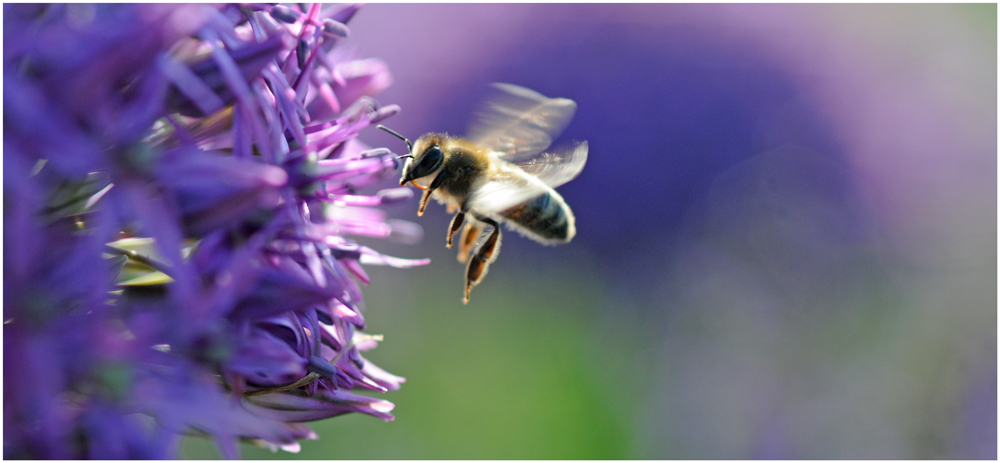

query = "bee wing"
(513, 141), (588, 189)
(465, 142), (587, 214)
(467, 83), (577, 162)
(465, 163), (550, 214)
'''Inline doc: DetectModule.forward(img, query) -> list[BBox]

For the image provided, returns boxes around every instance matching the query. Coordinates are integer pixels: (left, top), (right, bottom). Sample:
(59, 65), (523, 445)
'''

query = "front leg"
(415, 171), (448, 216)
(464, 217), (501, 304)
(416, 188), (433, 216)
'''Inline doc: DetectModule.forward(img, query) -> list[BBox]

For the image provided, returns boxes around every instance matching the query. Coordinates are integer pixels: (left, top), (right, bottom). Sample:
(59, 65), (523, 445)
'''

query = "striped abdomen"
(499, 189), (575, 244)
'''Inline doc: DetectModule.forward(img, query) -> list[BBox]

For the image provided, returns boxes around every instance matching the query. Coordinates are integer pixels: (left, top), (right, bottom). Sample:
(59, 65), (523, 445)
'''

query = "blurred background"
(183, 4), (996, 459)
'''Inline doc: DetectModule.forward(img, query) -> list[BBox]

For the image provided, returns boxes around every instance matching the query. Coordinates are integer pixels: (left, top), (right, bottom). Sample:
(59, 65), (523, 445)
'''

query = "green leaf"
(44, 172), (112, 221)
(107, 237), (163, 261)
(117, 270), (174, 286)
(107, 254), (129, 280)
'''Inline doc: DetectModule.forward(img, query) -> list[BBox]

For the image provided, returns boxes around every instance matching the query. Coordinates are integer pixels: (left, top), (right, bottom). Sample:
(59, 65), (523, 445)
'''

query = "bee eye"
(411, 146), (444, 178)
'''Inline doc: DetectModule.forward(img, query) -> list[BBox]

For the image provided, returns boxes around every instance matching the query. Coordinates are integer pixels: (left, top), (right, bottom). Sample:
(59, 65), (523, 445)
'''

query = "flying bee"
(379, 83), (588, 304)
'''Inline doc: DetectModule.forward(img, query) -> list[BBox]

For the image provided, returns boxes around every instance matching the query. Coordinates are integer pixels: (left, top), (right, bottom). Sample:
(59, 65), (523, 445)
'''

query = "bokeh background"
(182, 3), (996, 459)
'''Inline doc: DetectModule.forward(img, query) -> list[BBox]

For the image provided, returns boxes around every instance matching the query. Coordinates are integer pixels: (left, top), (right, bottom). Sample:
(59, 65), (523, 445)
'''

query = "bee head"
(377, 125), (445, 187)
(397, 134), (447, 188)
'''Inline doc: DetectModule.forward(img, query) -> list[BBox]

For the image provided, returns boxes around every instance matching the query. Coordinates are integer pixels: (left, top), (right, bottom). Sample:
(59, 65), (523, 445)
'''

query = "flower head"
(4, 4), (425, 458)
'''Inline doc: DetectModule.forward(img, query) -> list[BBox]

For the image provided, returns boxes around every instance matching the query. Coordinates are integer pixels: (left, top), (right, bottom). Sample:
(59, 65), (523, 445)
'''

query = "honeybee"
(379, 83), (588, 304)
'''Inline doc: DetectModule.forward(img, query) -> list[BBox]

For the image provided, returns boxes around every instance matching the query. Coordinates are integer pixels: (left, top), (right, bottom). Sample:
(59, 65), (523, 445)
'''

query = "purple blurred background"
(220, 4), (996, 459)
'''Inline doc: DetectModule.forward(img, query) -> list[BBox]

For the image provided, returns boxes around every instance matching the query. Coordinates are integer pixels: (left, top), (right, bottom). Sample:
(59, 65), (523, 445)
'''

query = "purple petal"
(341, 258), (370, 285)
(4, 73), (108, 177)
(322, 3), (362, 25)
(227, 329), (307, 387)
(229, 259), (339, 322)
(360, 357), (407, 391)
(322, 19), (349, 39)
(330, 58), (392, 111)
(244, 389), (395, 422)
(166, 35), (284, 117)
(157, 148), (287, 236)
(2, 148), (47, 285)
(160, 54), (226, 117)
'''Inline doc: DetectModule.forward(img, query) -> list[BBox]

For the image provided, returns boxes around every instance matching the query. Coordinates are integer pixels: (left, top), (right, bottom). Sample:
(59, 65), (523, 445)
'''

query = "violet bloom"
(4, 4), (426, 459)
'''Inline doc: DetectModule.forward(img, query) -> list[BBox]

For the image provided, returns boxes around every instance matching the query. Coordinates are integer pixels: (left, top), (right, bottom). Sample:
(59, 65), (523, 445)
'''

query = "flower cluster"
(4, 4), (426, 458)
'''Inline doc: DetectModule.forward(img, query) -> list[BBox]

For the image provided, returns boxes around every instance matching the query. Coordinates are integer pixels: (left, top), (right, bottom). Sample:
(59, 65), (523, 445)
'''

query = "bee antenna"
(377, 124), (413, 155)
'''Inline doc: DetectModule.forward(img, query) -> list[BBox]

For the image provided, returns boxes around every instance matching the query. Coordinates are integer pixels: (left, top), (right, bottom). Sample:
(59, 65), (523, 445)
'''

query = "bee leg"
(415, 171), (447, 216)
(417, 188), (433, 216)
(446, 212), (465, 248)
(464, 218), (501, 304)
(457, 221), (482, 264)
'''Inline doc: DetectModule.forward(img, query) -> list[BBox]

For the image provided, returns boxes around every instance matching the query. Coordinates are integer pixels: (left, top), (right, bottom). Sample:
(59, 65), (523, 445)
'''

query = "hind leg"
(464, 217), (501, 304)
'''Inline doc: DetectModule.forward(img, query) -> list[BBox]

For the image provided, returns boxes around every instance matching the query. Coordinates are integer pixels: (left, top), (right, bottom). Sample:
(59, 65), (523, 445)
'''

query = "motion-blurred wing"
(514, 141), (588, 189)
(466, 142), (588, 214)
(465, 164), (549, 214)
(467, 83), (577, 162)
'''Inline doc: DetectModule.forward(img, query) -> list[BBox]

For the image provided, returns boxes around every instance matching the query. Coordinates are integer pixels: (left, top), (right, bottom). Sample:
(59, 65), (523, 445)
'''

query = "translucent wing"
(514, 141), (588, 189)
(465, 160), (549, 214)
(465, 142), (588, 214)
(467, 83), (577, 162)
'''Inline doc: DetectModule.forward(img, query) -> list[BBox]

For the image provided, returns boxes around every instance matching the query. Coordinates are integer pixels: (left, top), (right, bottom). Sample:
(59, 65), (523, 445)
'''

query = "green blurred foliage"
(956, 3), (997, 49)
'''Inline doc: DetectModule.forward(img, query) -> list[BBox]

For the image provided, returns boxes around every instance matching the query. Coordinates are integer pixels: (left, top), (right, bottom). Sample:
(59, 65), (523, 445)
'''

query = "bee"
(379, 83), (588, 304)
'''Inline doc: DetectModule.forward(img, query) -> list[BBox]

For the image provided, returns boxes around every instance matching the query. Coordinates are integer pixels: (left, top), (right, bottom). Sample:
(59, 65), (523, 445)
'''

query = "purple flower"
(4, 4), (426, 458)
